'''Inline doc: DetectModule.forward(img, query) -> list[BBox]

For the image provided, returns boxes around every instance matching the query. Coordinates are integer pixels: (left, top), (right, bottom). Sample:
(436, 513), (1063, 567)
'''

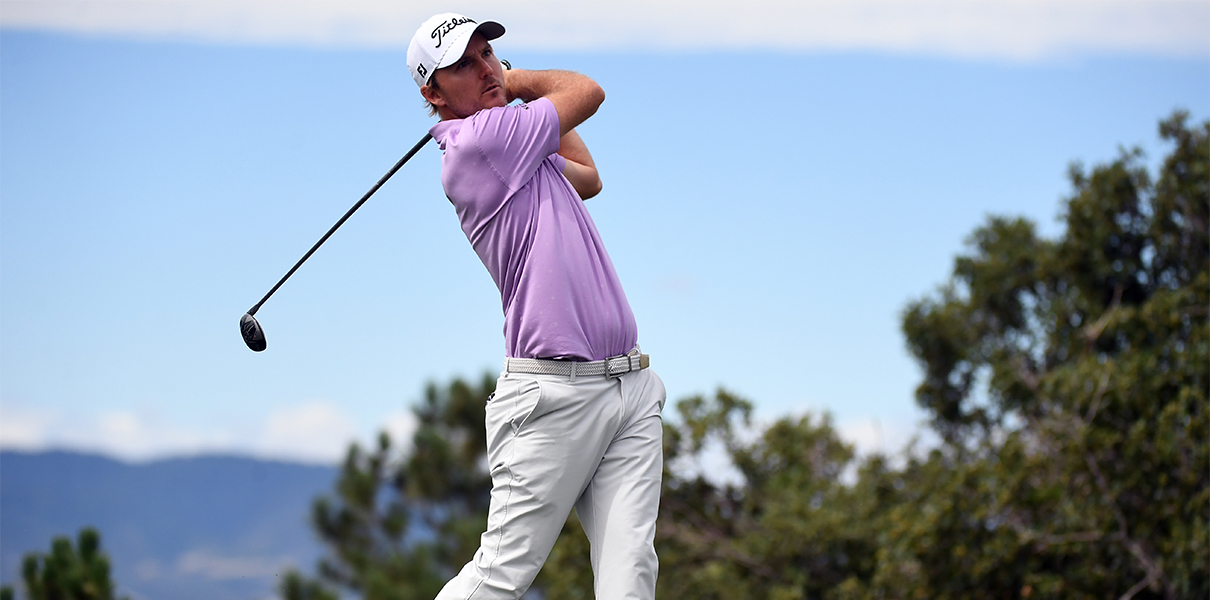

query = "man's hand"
(504, 69), (604, 137)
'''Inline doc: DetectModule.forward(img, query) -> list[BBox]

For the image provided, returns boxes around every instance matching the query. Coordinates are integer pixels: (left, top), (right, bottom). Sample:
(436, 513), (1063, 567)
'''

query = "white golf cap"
(408, 13), (505, 88)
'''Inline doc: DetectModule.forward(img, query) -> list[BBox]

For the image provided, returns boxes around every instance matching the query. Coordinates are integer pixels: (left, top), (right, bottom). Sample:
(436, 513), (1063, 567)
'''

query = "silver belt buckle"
(605, 352), (649, 378)
(605, 354), (633, 378)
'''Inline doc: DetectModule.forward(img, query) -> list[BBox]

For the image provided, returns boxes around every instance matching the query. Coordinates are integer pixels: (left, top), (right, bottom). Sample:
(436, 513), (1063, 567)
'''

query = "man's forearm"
(559, 129), (602, 199)
(558, 129), (595, 170)
(504, 69), (589, 102)
(503, 69), (604, 136)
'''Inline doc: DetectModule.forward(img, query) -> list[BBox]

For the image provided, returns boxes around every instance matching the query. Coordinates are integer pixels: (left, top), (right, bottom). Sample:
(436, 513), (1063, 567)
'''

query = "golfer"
(408, 12), (666, 600)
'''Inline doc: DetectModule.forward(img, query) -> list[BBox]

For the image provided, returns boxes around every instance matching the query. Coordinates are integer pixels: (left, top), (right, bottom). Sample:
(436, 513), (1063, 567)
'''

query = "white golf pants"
(435, 367), (666, 600)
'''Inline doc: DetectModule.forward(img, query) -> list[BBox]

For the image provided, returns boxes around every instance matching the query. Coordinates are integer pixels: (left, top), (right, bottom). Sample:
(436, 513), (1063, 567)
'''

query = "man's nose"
(476, 57), (493, 78)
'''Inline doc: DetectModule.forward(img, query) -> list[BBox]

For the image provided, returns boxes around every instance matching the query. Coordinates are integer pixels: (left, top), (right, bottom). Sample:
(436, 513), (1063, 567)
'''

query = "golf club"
(241, 132), (433, 352)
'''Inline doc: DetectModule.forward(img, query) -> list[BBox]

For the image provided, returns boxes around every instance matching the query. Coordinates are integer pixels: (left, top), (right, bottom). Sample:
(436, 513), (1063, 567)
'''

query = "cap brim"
(434, 20), (506, 71)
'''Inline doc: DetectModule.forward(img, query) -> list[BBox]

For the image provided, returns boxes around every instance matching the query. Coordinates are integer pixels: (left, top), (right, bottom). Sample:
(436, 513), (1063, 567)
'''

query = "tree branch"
(659, 497), (778, 580)
(1084, 452), (1168, 599)
(1033, 530), (1105, 547)
(1083, 371), (1112, 425)
(1120, 571), (1160, 600)
(1083, 284), (1123, 345)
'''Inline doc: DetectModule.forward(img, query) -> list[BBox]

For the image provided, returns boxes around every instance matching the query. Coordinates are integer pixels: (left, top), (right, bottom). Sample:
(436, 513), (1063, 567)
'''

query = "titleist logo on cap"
(431, 16), (476, 48)
(408, 13), (503, 88)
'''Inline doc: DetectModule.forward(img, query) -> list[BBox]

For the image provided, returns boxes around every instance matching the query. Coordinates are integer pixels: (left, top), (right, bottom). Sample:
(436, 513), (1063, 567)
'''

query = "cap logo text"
(431, 16), (475, 48)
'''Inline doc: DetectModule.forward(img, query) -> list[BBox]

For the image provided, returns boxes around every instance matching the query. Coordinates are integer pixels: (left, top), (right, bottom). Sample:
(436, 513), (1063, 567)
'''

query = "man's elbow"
(580, 176), (605, 200)
(582, 178), (603, 200)
(589, 82), (605, 112)
(579, 80), (605, 119)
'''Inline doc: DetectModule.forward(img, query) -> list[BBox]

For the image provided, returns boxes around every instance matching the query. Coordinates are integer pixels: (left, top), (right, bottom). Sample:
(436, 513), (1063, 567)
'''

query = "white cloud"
(0, 404), (56, 448)
(97, 410), (148, 439)
(1, 403), (237, 460)
(174, 549), (292, 580)
(836, 415), (927, 456)
(0, 399), (415, 464)
(90, 410), (234, 458)
(668, 412), (936, 487)
(256, 400), (359, 463)
(381, 408), (419, 451)
(669, 436), (747, 488)
(133, 550), (297, 582)
(0, 395), (932, 477)
(837, 417), (890, 455)
(0, 0), (1205, 60)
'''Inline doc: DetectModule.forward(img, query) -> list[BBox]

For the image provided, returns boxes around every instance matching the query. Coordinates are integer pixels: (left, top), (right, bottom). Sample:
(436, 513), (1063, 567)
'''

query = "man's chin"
(450, 96), (508, 118)
(484, 92), (508, 108)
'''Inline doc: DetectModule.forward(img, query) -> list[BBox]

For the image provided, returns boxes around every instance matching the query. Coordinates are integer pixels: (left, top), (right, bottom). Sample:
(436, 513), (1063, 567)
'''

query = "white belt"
(504, 348), (649, 381)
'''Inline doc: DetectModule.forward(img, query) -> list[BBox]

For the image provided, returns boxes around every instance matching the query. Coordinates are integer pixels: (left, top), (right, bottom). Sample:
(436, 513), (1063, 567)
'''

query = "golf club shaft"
(247, 132), (433, 316)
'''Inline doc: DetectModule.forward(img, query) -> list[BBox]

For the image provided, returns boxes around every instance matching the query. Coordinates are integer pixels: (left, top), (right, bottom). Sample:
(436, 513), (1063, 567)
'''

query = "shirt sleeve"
(469, 97), (561, 191)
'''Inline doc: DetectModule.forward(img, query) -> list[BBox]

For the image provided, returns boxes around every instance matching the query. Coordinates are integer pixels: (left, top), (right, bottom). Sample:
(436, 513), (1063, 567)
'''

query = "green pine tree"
(286, 111), (1207, 600)
(9, 528), (129, 600)
(875, 109), (1208, 598)
(281, 374), (502, 600)
(564, 110), (1207, 599)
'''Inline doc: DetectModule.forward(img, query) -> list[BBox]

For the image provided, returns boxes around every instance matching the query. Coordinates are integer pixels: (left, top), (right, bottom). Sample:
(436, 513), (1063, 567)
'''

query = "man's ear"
(420, 83), (445, 108)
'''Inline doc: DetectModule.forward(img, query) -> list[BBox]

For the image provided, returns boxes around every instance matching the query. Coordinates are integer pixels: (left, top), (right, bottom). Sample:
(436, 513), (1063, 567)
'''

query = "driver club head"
(240, 313), (267, 352)
(237, 132), (433, 356)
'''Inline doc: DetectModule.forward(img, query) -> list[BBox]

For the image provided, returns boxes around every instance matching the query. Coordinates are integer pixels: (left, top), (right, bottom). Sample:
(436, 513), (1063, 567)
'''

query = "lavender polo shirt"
(430, 97), (637, 361)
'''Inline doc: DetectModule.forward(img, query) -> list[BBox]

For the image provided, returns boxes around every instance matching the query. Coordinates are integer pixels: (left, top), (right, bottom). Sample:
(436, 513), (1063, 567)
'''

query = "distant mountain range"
(1, 450), (338, 600)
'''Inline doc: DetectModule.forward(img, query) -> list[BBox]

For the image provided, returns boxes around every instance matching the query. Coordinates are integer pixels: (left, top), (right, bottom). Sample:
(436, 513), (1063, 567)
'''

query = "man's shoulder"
(435, 99), (560, 192)
(435, 98), (554, 135)
(474, 98), (554, 131)
(450, 101), (558, 160)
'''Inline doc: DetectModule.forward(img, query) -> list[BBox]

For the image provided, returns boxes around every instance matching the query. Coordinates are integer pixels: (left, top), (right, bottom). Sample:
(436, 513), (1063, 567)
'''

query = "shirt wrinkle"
(431, 98), (637, 360)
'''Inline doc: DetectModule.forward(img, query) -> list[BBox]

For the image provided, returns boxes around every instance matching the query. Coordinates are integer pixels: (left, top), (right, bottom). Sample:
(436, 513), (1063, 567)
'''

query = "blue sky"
(1, 1), (1207, 463)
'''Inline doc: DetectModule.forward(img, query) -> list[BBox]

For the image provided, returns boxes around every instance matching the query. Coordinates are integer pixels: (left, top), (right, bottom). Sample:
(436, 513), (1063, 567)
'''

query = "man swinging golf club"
(409, 12), (666, 600)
